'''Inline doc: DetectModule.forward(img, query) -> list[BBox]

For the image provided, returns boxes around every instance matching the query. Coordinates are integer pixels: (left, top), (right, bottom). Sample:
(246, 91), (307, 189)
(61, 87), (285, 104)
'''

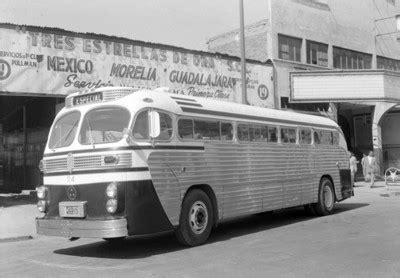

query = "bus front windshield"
(79, 107), (131, 145)
(48, 111), (81, 149)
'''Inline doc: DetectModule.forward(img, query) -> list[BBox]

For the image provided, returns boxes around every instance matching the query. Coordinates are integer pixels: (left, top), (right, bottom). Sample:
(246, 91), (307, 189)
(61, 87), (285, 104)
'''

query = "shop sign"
(0, 24), (274, 107)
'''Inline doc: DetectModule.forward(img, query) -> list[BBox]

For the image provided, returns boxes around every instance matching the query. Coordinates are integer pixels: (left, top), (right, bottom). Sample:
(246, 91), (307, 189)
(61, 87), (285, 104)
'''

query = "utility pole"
(239, 0), (247, 104)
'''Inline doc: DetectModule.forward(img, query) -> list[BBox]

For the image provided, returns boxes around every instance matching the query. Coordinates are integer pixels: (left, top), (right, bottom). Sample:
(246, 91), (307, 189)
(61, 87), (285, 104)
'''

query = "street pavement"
(1, 181), (400, 277)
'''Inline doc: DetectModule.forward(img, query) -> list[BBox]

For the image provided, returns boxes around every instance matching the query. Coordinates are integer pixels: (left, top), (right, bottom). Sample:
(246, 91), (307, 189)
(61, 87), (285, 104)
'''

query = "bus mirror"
(149, 111), (160, 139)
(123, 128), (133, 144)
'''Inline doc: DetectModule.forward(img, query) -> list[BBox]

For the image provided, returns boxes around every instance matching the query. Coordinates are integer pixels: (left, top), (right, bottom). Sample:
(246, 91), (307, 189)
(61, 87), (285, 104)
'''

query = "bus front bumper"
(36, 218), (128, 238)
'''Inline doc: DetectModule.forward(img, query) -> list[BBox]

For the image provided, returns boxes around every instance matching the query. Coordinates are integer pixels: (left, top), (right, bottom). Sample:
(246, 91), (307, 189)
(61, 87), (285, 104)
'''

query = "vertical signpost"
(239, 0), (247, 105)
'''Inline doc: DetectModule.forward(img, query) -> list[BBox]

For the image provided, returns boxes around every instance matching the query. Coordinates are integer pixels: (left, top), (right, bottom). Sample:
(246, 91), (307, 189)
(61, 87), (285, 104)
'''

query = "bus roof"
(65, 87), (339, 130)
(127, 89), (339, 130)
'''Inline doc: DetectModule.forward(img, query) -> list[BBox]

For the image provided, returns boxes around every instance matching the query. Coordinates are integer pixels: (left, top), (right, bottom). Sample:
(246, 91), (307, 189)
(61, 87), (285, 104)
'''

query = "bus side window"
(194, 120), (220, 140)
(249, 125), (255, 141)
(300, 129), (312, 145)
(268, 126), (278, 143)
(320, 130), (333, 145)
(237, 124), (249, 141)
(155, 112), (173, 141)
(178, 119), (194, 139)
(281, 127), (296, 144)
(314, 130), (321, 145)
(221, 122), (233, 140)
(332, 131), (339, 145)
(133, 110), (149, 140)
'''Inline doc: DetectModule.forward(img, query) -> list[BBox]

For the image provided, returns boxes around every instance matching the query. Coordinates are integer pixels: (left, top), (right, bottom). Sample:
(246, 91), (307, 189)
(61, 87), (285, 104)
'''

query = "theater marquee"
(0, 24), (274, 108)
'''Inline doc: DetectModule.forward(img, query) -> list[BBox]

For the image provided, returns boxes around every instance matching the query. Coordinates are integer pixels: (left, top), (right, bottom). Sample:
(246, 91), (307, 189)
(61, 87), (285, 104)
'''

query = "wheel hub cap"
(189, 201), (208, 234)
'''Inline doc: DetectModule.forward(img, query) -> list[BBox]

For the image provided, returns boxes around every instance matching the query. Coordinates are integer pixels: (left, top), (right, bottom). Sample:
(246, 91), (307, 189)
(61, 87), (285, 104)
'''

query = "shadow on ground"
(0, 194), (37, 208)
(53, 202), (369, 259)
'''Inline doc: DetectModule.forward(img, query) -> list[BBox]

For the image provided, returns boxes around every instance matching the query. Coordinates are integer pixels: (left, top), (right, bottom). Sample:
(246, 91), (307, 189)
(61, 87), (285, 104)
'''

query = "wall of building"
(381, 111), (400, 169)
(207, 0), (400, 103)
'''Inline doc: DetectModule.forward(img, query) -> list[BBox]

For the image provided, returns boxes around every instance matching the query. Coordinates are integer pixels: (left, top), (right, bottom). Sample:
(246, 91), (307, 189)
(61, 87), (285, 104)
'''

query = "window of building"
(280, 97), (329, 112)
(377, 56), (400, 72)
(307, 41), (328, 67)
(333, 47), (372, 69)
(278, 34), (302, 62)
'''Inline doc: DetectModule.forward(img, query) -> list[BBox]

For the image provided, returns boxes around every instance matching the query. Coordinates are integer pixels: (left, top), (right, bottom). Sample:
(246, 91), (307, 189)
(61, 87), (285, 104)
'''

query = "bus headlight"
(37, 186), (46, 199)
(106, 182), (118, 198)
(37, 200), (47, 213)
(38, 160), (44, 172)
(106, 199), (118, 213)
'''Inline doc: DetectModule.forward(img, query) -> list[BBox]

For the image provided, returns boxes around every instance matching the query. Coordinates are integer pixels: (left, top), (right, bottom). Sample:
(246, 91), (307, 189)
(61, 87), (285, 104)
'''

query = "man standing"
(349, 152), (358, 186)
(361, 153), (367, 180)
(365, 151), (377, 188)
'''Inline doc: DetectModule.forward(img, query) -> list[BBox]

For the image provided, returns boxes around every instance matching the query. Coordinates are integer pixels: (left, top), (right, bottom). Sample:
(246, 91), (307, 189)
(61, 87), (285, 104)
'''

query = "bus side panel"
(125, 180), (173, 235)
(312, 146), (350, 201)
(148, 151), (193, 226)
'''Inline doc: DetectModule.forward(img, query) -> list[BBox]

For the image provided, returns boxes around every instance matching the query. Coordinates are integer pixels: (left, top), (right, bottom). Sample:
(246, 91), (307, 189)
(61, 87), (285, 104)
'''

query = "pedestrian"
(349, 152), (358, 186)
(365, 150), (377, 188)
(361, 153), (367, 180)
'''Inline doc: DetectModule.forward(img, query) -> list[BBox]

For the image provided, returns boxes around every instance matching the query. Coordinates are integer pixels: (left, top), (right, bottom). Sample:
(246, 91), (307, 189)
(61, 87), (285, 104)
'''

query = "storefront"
(291, 70), (400, 176)
(0, 23), (274, 192)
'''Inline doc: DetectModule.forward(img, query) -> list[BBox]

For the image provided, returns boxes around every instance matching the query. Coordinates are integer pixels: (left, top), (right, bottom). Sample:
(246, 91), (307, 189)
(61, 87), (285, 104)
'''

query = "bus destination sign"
(73, 92), (103, 106)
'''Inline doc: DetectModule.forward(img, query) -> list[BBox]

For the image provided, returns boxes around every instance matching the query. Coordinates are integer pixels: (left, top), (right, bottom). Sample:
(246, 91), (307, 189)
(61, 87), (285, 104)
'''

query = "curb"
(0, 235), (34, 243)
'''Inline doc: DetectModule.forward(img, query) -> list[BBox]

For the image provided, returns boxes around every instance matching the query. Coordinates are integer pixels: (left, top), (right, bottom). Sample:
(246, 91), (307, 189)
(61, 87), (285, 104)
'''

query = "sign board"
(0, 24), (274, 108)
(290, 71), (399, 103)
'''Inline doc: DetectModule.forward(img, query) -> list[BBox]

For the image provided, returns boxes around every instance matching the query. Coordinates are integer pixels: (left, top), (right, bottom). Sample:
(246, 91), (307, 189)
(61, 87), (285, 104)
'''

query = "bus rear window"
(79, 107), (130, 145)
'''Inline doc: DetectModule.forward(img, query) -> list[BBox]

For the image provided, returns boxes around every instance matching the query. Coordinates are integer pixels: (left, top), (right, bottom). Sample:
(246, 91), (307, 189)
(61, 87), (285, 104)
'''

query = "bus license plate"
(59, 201), (87, 218)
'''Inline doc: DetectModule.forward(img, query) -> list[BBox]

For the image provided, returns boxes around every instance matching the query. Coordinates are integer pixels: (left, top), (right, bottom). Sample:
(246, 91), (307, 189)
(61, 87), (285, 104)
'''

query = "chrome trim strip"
(43, 167), (149, 177)
(36, 218), (128, 238)
(43, 145), (204, 157)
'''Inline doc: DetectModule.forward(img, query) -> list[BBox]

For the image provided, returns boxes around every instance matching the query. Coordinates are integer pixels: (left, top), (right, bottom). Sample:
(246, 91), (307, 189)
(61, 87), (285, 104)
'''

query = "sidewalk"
(0, 191), (43, 242)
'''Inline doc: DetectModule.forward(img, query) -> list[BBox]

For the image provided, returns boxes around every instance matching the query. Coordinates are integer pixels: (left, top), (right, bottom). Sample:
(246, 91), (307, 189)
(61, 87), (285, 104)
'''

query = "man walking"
(365, 151), (377, 188)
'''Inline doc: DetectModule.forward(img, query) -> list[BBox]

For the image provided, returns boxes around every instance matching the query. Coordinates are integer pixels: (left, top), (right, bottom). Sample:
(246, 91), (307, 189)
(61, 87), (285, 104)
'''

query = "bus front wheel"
(175, 189), (213, 247)
(313, 178), (335, 216)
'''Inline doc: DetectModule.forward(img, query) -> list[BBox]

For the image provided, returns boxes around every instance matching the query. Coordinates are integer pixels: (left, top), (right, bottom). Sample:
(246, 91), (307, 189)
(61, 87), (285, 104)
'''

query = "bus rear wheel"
(175, 189), (213, 247)
(313, 178), (335, 216)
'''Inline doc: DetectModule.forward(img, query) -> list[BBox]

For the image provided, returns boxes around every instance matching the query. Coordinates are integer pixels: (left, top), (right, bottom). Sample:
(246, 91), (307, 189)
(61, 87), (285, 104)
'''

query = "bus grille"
(43, 153), (132, 173)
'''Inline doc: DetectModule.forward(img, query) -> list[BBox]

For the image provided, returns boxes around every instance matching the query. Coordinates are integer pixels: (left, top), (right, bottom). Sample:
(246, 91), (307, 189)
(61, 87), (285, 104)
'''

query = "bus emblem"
(66, 186), (77, 201)
(67, 153), (74, 173)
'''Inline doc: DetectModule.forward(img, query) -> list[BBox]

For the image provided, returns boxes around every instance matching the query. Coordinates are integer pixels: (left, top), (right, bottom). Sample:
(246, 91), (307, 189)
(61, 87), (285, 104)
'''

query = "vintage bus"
(36, 87), (353, 246)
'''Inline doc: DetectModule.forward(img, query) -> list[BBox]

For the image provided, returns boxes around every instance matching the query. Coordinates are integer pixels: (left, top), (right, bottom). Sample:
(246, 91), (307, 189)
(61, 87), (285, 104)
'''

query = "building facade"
(0, 23), (274, 192)
(207, 0), (400, 176)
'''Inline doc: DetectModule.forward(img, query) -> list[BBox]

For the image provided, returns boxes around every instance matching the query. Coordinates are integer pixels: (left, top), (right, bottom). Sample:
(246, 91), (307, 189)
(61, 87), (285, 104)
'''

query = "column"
(372, 102), (397, 175)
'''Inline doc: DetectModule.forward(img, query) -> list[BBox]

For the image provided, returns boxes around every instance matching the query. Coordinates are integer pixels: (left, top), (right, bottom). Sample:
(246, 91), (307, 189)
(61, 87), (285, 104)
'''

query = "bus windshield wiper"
(86, 118), (96, 149)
